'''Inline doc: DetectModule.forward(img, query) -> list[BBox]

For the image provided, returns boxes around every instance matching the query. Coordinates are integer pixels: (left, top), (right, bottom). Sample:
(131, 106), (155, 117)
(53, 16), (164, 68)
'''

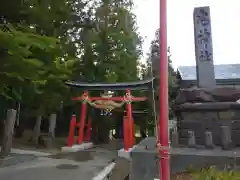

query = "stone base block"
(118, 146), (136, 160)
(61, 142), (93, 152)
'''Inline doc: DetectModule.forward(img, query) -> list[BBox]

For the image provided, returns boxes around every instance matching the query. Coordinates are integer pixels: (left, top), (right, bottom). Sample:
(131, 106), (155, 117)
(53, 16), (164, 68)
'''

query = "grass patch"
(174, 166), (240, 180)
(191, 167), (240, 180)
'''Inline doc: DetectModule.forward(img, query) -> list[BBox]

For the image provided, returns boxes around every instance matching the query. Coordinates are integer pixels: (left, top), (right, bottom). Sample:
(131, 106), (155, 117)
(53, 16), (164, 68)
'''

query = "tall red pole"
(123, 116), (129, 151)
(68, 115), (76, 146)
(159, 0), (170, 178)
(126, 89), (133, 148)
(78, 92), (88, 144)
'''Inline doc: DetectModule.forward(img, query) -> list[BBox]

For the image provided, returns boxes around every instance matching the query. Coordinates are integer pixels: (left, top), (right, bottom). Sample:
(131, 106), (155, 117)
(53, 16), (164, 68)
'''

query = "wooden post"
(32, 115), (42, 145)
(0, 109), (17, 158)
(48, 113), (57, 139)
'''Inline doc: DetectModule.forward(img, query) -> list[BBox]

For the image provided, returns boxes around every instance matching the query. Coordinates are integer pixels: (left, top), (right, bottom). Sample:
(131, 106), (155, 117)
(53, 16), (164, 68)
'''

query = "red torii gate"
(65, 79), (152, 151)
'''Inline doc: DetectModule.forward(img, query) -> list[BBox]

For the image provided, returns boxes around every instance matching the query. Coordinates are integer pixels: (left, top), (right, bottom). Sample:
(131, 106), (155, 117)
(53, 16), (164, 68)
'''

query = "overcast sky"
(133, 0), (240, 68)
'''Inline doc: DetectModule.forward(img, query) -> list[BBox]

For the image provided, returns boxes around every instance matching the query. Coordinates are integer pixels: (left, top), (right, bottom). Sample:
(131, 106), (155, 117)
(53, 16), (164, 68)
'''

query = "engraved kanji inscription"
(195, 9), (209, 26)
(197, 28), (211, 45)
(199, 50), (212, 61)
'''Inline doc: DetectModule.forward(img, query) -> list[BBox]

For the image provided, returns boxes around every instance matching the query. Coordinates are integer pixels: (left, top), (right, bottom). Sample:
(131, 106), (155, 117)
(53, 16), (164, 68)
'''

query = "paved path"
(0, 148), (117, 180)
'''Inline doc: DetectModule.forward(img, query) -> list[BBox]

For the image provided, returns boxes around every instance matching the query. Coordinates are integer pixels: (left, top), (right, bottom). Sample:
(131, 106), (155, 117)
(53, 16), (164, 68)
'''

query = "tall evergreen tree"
(75, 0), (143, 143)
(144, 29), (178, 127)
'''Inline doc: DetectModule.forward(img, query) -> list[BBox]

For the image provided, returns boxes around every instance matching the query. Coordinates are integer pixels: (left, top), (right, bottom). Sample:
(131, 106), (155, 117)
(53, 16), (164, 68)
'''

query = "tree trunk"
(0, 119), (4, 145)
(48, 113), (57, 139)
(32, 116), (42, 145)
(0, 109), (17, 158)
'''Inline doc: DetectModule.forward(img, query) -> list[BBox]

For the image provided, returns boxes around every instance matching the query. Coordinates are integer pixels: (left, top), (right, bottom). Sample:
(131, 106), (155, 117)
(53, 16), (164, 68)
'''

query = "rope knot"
(124, 92), (132, 104)
(157, 143), (170, 159)
(81, 93), (89, 103)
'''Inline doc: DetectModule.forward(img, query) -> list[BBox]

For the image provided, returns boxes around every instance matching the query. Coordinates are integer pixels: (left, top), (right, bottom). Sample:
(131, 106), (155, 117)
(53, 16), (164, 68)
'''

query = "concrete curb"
(0, 148), (51, 156)
(92, 162), (116, 180)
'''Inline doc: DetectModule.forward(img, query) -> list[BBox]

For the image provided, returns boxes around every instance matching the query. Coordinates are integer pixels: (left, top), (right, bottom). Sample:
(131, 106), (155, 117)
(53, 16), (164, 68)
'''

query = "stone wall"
(131, 137), (240, 180)
(174, 102), (240, 147)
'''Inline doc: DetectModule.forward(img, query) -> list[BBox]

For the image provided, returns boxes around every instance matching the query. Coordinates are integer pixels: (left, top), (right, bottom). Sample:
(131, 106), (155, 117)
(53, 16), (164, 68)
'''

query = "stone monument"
(193, 6), (216, 88)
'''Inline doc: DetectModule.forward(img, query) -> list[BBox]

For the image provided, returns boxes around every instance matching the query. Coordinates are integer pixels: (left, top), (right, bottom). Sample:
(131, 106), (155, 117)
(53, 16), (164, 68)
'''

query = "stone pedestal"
(204, 131), (214, 149)
(61, 142), (93, 153)
(118, 147), (136, 160)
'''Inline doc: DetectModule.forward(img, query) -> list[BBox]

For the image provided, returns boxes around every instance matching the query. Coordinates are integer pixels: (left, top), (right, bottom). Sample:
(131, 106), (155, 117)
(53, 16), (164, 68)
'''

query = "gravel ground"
(0, 153), (37, 168)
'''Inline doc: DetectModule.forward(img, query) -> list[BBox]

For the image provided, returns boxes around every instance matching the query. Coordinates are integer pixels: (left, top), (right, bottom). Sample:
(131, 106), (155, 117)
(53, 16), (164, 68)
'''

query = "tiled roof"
(178, 64), (240, 80)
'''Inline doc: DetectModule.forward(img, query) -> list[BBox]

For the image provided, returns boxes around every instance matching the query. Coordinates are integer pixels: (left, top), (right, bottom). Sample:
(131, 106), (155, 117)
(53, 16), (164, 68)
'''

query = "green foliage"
(0, 0), (79, 115)
(0, 24), (59, 97)
(189, 167), (240, 180)
(0, 0), (143, 122)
